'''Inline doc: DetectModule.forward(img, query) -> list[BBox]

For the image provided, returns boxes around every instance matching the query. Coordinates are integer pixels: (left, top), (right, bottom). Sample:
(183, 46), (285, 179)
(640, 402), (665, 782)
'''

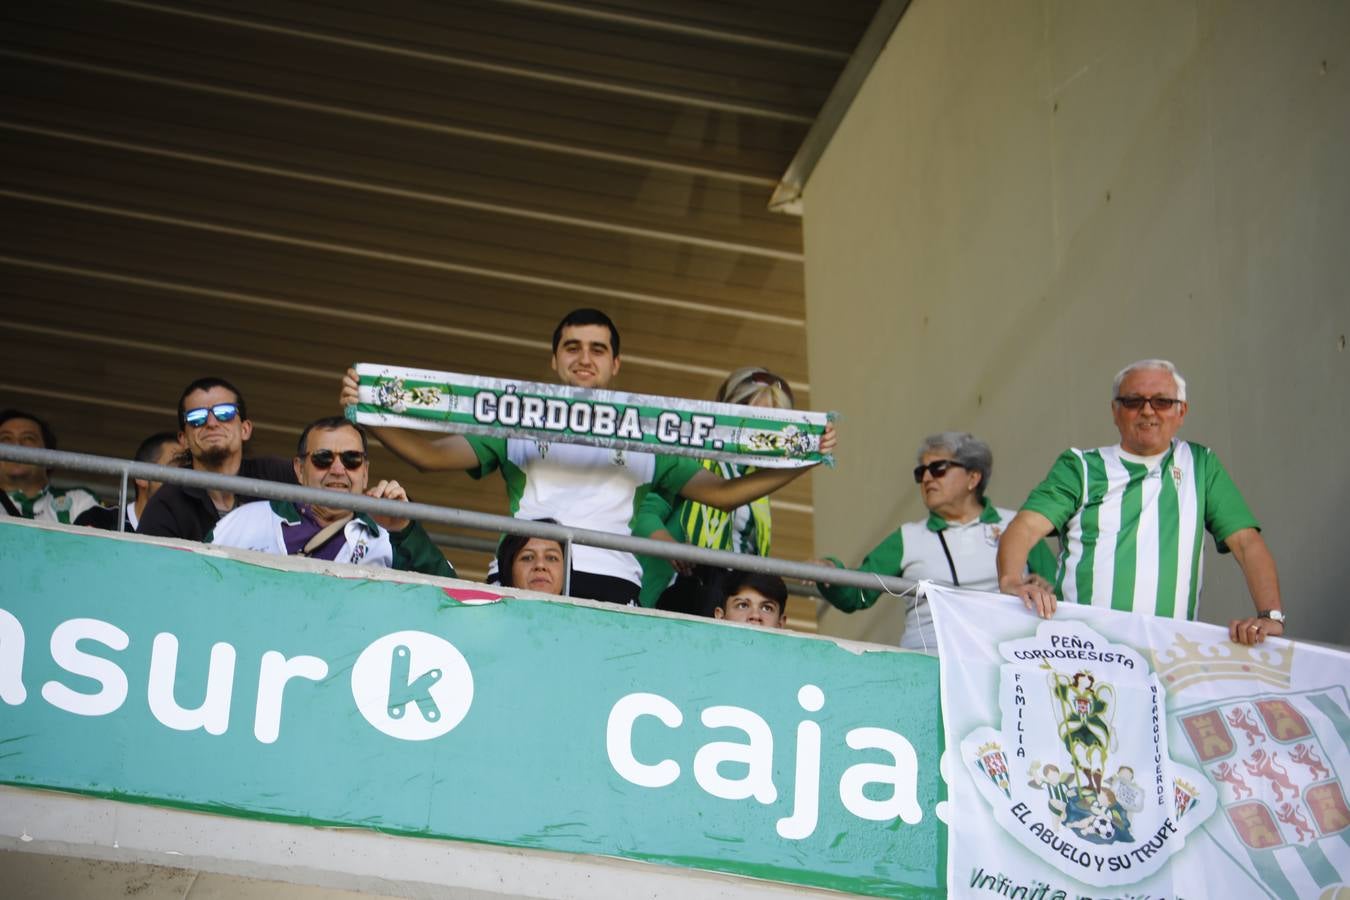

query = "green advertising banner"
(0, 522), (944, 897)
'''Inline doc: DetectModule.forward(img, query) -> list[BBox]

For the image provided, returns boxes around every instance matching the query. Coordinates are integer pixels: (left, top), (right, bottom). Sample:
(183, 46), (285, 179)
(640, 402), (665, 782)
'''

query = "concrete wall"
(0, 787), (839, 900)
(803, 0), (1349, 645)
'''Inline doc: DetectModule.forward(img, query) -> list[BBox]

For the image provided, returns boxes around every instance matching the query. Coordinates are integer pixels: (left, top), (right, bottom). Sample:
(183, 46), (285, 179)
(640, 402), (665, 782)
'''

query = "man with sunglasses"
(996, 359), (1285, 646)
(138, 377), (297, 542)
(207, 417), (454, 576)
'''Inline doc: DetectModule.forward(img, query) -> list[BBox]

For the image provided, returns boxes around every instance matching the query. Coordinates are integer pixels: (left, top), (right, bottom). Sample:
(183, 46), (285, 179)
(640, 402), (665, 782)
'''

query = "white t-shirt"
(465, 437), (701, 585)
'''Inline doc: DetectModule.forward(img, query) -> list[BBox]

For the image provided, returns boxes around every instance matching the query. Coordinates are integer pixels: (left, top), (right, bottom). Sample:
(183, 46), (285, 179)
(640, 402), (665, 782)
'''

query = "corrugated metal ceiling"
(0, 0), (883, 584)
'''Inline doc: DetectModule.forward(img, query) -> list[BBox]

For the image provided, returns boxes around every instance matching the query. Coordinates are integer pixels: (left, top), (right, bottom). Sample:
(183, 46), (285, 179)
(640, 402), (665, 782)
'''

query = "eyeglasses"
(303, 449), (366, 470)
(1114, 395), (1182, 413)
(913, 459), (966, 483)
(743, 370), (795, 406)
(183, 403), (240, 428)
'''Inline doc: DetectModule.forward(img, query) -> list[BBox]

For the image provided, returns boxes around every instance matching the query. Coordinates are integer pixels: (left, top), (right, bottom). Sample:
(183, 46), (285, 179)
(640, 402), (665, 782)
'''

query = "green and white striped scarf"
(346, 363), (834, 469)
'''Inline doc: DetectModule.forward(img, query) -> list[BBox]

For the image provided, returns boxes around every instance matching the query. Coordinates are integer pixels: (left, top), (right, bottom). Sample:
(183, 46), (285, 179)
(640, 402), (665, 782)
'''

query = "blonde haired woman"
(634, 366), (794, 614)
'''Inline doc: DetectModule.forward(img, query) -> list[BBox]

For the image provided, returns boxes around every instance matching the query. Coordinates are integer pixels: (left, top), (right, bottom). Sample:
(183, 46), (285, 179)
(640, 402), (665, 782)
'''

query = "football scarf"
(346, 363), (834, 469)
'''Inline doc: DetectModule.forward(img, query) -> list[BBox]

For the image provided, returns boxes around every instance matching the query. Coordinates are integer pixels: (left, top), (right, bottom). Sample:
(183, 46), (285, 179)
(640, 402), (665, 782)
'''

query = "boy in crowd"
(714, 572), (789, 629)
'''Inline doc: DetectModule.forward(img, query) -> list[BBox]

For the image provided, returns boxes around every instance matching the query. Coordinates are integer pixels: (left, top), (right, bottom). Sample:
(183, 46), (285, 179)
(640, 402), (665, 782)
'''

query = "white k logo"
(351, 631), (474, 741)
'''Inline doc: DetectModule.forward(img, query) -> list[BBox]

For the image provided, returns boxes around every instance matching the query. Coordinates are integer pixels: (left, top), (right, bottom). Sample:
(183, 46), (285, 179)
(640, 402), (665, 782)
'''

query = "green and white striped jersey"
(1022, 440), (1259, 620)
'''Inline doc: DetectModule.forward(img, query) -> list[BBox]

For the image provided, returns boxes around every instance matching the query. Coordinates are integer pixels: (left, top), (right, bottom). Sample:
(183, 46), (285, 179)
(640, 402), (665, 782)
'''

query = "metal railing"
(51, 471), (824, 600)
(0, 444), (916, 598)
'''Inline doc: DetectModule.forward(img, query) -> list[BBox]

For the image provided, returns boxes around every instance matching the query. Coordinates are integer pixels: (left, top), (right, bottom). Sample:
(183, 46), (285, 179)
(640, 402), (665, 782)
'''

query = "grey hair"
(918, 431), (993, 499)
(1112, 359), (1187, 402)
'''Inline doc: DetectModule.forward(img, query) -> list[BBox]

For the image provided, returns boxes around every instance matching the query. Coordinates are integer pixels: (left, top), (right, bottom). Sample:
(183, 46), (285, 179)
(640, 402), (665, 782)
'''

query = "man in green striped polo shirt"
(996, 360), (1285, 646)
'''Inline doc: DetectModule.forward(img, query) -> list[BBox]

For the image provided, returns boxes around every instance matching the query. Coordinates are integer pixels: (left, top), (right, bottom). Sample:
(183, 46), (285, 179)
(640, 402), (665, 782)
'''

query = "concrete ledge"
(0, 786), (844, 899)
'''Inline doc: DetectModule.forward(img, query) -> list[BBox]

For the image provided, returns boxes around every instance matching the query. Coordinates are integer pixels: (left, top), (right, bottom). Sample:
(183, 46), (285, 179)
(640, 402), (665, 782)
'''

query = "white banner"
(928, 584), (1350, 899)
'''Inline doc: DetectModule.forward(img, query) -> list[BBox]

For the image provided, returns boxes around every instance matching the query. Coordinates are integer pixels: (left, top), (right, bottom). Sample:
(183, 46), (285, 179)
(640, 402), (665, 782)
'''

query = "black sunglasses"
(1114, 395), (1182, 412)
(303, 449), (366, 470)
(183, 403), (239, 428)
(913, 459), (966, 483)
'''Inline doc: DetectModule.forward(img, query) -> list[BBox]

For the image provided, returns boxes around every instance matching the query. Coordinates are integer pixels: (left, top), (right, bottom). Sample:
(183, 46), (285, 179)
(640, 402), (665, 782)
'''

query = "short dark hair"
(551, 308), (620, 357)
(177, 377), (247, 428)
(131, 432), (183, 496)
(0, 409), (57, 450)
(720, 571), (788, 613)
(496, 519), (565, 589)
(135, 431), (181, 464)
(296, 416), (367, 456)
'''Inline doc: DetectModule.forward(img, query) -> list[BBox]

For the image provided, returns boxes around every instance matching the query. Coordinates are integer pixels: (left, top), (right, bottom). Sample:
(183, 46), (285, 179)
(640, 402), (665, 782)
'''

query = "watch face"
(1263, 610), (1286, 623)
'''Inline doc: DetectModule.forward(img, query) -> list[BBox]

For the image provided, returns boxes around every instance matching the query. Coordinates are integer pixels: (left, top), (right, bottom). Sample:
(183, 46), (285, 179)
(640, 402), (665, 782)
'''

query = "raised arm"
(677, 422), (835, 512)
(341, 368), (479, 472)
(1223, 527), (1285, 645)
(997, 510), (1058, 618)
(677, 466), (803, 512)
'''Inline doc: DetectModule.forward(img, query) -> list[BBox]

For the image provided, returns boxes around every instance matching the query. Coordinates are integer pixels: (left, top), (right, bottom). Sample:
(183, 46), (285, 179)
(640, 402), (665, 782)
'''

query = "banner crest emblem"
(959, 621), (1214, 886)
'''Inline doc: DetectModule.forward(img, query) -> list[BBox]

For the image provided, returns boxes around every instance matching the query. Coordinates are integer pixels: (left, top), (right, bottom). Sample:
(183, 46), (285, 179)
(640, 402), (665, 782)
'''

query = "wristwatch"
(1257, 609), (1287, 625)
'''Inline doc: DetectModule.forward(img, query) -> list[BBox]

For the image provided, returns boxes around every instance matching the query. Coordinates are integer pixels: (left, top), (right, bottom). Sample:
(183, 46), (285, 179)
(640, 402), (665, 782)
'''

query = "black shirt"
(75, 504), (133, 531)
(137, 456), (297, 543)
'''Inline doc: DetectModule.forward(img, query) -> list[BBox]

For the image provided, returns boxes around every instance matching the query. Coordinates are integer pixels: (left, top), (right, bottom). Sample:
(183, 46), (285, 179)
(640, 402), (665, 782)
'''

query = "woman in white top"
(815, 432), (1056, 653)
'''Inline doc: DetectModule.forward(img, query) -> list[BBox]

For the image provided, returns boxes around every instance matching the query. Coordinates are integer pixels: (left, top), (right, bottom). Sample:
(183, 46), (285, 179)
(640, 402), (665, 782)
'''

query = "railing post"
(117, 467), (130, 533)
(563, 537), (573, 597)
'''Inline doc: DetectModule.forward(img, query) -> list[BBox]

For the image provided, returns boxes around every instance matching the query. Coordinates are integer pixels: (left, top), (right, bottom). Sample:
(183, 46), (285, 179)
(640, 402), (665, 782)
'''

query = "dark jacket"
(137, 456), (297, 542)
(75, 504), (132, 531)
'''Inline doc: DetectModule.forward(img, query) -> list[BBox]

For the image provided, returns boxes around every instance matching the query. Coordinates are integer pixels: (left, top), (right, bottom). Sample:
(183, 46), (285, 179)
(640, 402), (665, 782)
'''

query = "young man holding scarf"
(341, 308), (835, 605)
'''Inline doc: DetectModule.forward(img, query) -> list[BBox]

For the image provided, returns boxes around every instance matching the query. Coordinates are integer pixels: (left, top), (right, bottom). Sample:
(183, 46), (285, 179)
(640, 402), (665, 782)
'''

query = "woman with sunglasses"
(814, 432), (1056, 653)
(633, 367), (795, 616)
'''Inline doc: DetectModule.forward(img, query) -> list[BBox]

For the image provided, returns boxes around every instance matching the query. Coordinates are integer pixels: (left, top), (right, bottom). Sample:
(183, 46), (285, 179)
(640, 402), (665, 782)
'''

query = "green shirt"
(1021, 440), (1258, 619)
(819, 500), (1057, 652)
(632, 459), (771, 607)
(7, 485), (102, 524)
